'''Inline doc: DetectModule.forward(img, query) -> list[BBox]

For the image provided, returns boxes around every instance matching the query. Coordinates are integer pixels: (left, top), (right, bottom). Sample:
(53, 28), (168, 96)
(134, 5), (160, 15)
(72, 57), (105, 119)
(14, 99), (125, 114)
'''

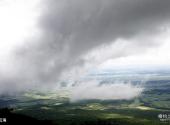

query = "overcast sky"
(0, 0), (170, 97)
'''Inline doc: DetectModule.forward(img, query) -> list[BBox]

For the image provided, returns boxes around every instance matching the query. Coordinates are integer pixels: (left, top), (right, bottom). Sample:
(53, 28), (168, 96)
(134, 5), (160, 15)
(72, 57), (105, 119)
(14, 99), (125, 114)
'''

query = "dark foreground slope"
(0, 108), (55, 125)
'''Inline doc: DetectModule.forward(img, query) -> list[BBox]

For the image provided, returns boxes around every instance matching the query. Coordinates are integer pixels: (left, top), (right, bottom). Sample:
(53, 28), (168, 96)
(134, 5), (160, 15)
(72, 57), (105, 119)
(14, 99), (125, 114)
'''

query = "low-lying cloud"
(70, 81), (143, 102)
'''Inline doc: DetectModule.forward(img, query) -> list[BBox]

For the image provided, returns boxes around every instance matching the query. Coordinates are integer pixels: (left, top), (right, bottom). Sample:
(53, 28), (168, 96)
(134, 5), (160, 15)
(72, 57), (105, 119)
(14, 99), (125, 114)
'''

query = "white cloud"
(70, 80), (143, 102)
(0, 0), (40, 68)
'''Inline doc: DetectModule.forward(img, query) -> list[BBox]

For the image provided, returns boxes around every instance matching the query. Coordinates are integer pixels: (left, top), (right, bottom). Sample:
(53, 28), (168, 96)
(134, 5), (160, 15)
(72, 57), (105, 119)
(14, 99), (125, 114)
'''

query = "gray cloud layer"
(1, 0), (170, 93)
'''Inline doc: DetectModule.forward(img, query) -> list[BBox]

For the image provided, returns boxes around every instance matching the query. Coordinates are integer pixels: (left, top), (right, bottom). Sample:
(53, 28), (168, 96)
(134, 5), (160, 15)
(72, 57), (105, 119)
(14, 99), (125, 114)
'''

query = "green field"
(1, 79), (170, 125)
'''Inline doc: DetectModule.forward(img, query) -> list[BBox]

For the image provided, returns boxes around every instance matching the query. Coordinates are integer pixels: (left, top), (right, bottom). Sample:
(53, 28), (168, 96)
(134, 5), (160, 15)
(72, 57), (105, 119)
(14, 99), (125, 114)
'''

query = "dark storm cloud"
(39, 0), (170, 56)
(1, 0), (170, 92)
